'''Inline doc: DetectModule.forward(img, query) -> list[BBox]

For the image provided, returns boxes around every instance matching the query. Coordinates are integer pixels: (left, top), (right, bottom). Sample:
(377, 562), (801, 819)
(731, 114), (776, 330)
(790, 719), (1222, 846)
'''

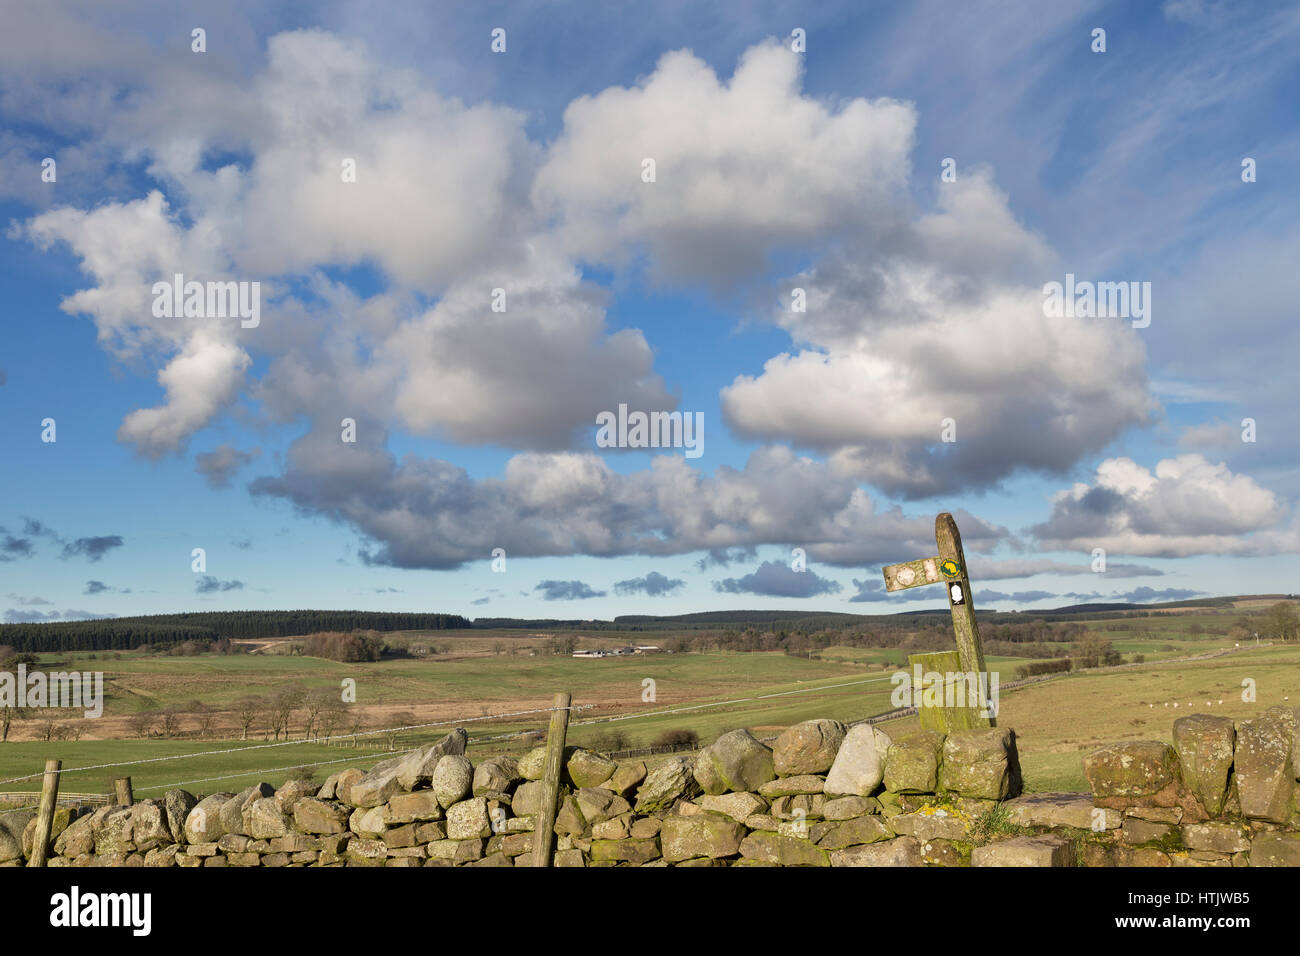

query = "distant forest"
(0, 610), (470, 652)
(0, 594), (1274, 654)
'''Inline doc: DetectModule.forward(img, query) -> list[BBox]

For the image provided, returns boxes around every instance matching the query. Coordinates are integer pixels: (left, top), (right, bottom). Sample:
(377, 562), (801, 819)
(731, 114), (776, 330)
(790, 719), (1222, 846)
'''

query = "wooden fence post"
(27, 759), (61, 867)
(114, 776), (134, 806)
(530, 692), (571, 868)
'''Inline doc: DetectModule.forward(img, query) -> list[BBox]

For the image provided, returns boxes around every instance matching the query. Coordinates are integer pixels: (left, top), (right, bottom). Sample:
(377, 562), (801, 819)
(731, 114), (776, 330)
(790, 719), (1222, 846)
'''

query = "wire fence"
(0, 667), (1051, 808)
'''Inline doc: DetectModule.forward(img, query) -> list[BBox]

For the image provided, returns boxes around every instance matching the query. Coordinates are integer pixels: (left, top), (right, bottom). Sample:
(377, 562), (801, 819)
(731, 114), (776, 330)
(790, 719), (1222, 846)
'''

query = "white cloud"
(723, 261), (1152, 496)
(250, 433), (1006, 569)
(533, 40), (915, 285)
(1030, 454), (1298, 556)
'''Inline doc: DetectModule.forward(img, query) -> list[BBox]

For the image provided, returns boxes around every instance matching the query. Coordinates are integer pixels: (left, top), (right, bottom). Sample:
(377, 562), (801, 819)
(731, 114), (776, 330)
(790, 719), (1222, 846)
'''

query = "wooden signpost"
(882, 512), (994, 730)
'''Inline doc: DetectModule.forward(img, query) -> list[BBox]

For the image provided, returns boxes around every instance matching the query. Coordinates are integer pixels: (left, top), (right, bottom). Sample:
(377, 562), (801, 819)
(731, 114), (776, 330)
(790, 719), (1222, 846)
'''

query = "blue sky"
(2, 0), (1298, 622)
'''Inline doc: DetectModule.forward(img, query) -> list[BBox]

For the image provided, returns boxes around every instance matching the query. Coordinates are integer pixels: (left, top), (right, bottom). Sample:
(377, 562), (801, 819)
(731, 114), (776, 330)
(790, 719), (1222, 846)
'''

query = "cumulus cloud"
(17, 30), (670, 458)
(534, 580), (606, 601)
(251, 430), (1006, 570)
(60, 535), (124, 562)
(84, 580), (109, 595)
(0, 536), (34, 561)
(10, 31), (1068, 563)
(613, 572), (686, 597)
(534, 41), (915, 286)
(695, 547), (758, 570)
(979, 589), (1058, 603)
(4, 593), (52, 606)
(1178, 422), (1240, 449)
(720, 173), (1153, 497)
(195, 576), (244, 593)
(1062, 586), (1205, 603)
(970, 558), (1165, 579)
(1030, 454), (1297, 556)
(848, 578), (890, 603)
(714, 560), (842, 598)
(381, 244), (675, 449)
(195, 443), (260, 488)
(21, 518), (56, 538)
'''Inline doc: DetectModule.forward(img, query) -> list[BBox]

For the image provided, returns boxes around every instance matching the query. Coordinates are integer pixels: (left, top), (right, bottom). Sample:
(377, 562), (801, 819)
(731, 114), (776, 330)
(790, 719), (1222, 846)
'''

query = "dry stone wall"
(3, 706), (1299, 867)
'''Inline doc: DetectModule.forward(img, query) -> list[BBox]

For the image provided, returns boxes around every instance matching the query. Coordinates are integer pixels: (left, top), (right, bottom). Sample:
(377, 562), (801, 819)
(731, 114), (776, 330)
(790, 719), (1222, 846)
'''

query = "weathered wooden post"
(114, 776), (134, 806)
(882, 512), (994, 730)
(530, 692), (571, 868)
(28, 758), (61, 867)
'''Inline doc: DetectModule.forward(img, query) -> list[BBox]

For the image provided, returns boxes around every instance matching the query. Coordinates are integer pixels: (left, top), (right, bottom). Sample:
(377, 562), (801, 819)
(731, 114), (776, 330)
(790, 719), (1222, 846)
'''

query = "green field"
(2, 603), (1294, 802)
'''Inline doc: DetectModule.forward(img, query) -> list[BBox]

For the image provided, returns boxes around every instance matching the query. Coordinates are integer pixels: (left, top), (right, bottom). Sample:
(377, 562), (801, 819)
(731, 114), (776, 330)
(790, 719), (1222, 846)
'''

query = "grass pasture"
(2, 601), (1294, 800)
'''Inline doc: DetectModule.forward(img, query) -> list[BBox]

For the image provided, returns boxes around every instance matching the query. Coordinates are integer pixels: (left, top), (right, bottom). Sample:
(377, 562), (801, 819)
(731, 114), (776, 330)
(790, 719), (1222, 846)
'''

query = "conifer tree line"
(0, 610), (470, 652)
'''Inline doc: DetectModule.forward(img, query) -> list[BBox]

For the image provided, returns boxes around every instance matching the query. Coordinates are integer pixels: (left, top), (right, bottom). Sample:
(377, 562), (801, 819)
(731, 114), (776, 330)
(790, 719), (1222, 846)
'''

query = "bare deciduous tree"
(235, 697), (262, 741)
(269, 685), (306, 741)
(158, 709), (182, 739)
(127, 710), (156, 739)
(1, 706), (30, 742)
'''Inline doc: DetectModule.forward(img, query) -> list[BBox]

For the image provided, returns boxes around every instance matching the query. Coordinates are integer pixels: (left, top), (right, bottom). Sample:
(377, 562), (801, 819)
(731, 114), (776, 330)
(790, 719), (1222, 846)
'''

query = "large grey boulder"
(511, 780), (546, 817)
(659, 814), (746, 862)
(634, 757), (700, 812)
(830, 836), (922, 867)
(971, 835), (1073, 867)
(0, 809), (34, 863)
(739, 830), (830, 866)
(129, 800), (173, 851)
(473, 756), (522, 797)
(431, 755), (474, 809)
(1083, 742), (1179, 799)
(163, 790), (197, 846)
(825, 724), (891, 797)
(518, 747), (548, 781)
(1250, 832), (1300, 867)
(384, 791), (444, 824)
(883, 731), (943, 793)
(566, 749), (617, 789)
(693, 729), (776, 794)
(54, 811), (97, 858)
(243, 797), (291, 839)
(1182, 822), (1250, 854)
(890, 807), (970, 842)
(1173, 714), (1235, 817)
(815, 814), (892, 849)
(773, 719), (846, 776)
(347, 757), (408, 809)
(394, 729), (470, 791)
(1235, 710), (1295, 823)
(349, 806), (387, 839)
(939, 728), (1020, 800)
(696, 792), (767, 823)
(292, 798), (350, 834)
(274, 778), (318, 814)
(605, 761), (647, 797)
(1004, 792), (1118, 831)
(93, 806), (135, 855)
(219, 783), (273, 835)
(759, 775), (825, 798)
(184, 792), (234, 843)
(446, 797), (493, 840)
(574, 788), (631, 826)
